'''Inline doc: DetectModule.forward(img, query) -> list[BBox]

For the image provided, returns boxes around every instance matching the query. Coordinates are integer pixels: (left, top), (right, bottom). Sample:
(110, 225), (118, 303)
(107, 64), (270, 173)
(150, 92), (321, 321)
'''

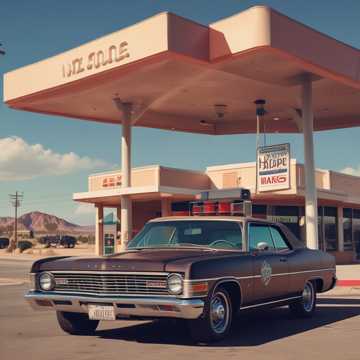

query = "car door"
(270, 224), (314, 296)
(248, 222), (290, 303)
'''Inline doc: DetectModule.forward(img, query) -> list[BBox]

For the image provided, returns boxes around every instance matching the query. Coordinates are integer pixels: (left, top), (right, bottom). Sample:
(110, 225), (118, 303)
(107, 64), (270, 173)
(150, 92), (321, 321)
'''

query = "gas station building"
(4, 6), (360, 262)
(74, 160), (360, 263)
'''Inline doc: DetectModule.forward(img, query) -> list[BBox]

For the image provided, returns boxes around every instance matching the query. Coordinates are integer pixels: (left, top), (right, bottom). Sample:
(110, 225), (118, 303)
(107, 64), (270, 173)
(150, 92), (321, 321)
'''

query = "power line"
(9, 191), (24, 247)
(0, 196), (74, 209)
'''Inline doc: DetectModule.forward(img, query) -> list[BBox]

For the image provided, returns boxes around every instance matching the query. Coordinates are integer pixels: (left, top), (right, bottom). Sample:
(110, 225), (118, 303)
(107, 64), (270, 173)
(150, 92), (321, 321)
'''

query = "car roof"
(148, 216), (305, 249)
(149, 216), (274, 224)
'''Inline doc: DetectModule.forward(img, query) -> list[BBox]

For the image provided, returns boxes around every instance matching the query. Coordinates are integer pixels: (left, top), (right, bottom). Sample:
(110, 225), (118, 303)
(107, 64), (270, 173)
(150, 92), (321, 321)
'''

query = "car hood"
(34, 248), (232, 273)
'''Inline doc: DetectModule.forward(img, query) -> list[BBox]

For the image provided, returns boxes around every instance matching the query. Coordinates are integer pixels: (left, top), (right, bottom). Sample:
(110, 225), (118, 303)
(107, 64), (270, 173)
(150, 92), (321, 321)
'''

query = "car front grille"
(52, 272), (169, 296)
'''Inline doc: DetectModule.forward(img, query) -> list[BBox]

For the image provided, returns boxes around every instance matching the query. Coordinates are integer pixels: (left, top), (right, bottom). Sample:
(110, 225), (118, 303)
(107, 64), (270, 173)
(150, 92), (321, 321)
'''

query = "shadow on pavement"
(95, 297), (360, 346)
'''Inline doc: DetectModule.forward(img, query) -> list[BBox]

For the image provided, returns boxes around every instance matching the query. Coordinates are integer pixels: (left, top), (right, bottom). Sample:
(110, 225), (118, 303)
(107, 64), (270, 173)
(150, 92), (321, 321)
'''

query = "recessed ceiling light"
(214, 104), (227, 119)
(273, 117), (280, 121)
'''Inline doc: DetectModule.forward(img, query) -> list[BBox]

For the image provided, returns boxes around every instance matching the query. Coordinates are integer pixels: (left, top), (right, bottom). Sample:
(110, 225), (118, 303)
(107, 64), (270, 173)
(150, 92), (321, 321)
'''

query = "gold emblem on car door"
(261, 260), (272, 286)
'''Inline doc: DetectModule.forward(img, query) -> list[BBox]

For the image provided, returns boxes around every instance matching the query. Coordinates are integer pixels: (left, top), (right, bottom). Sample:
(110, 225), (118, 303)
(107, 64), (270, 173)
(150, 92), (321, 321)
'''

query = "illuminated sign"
(256, 143), (290, 192)
(62, 41), (130, 78)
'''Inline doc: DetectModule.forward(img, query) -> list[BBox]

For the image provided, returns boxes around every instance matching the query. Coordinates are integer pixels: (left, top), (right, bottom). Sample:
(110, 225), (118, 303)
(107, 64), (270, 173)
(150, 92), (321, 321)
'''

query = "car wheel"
(56, 311), (99, 335)
(188, 286), (232, 343)
(289, 280), (316, 318)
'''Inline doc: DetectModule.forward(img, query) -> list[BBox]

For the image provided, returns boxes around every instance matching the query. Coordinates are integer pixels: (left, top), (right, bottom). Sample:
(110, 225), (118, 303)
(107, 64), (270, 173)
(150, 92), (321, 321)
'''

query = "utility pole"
(0, 43), (5, 56)
(9, 191), (23, 249)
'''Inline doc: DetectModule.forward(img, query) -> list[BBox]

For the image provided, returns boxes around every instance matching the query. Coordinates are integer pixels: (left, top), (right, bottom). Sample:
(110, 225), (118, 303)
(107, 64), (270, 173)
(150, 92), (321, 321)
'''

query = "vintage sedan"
(25, 216), (336, 343)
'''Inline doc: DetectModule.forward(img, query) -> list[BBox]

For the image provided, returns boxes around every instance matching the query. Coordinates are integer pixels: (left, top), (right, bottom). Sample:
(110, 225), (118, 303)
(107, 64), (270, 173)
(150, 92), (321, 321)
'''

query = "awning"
(4, 6), (360, 134)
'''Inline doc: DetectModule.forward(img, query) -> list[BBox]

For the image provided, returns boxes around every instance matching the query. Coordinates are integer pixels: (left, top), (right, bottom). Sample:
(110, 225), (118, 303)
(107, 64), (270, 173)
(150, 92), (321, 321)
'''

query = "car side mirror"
(256, 242), (269, 251)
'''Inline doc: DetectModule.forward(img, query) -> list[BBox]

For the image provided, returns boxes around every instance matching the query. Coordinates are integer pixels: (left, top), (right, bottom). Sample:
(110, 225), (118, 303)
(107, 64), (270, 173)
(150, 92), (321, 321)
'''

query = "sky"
(0, 0), (360, 225)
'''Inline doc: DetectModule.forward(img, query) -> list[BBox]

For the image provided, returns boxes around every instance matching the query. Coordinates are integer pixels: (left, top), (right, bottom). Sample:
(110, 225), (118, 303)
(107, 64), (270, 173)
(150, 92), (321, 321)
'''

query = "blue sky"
(1, 0), (360, 225)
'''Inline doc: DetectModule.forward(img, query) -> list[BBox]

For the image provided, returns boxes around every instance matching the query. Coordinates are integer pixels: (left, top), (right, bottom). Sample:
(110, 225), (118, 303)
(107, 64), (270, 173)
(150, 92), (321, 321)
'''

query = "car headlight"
(167, 274), (183, 295)
(39, 272), (55, 291)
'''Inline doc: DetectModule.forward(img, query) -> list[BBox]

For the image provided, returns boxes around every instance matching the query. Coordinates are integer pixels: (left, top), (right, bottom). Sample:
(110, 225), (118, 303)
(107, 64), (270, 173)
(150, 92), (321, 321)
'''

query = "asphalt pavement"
(0, 259), (359, 360)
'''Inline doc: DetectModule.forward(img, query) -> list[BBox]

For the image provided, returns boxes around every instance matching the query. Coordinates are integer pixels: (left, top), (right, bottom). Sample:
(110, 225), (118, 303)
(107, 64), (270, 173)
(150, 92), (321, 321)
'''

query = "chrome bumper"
(25, 291), (204, 320)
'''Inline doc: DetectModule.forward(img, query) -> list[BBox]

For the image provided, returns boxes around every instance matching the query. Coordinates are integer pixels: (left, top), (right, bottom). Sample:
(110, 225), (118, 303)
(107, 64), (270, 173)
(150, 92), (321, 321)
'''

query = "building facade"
(74, 160), (360, 264)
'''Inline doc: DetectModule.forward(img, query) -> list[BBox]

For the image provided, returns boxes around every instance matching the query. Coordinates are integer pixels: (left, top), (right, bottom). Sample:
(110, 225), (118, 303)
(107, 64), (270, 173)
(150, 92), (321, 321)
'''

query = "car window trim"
(247, 221), (276, 253)
(268, 225), (293, 252)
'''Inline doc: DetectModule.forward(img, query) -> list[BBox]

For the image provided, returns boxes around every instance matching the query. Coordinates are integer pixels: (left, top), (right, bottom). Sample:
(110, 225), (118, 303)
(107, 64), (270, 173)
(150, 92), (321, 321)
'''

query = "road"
(0, 258), (32, 281)
(0, 259), (359, 360)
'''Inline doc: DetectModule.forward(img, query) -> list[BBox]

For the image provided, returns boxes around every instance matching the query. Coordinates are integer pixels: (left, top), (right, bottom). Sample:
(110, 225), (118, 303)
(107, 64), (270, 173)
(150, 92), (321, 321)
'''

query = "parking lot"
(0, 258), (359, 360)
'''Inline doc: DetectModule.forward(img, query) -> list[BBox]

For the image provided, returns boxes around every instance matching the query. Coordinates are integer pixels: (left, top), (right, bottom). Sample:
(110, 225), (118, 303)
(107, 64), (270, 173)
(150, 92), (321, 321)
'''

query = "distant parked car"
(40, 235), (59, 248)
(60, 236), (76, 248)
(40, 235), (76, 248)
(0, 237), (10, 249)
(17, 240), (33, 252)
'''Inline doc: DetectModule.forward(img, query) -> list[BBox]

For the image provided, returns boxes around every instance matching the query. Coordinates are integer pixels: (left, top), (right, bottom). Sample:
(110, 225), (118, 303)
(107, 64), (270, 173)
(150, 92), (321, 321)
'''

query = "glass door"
(353, 209), (360, 260)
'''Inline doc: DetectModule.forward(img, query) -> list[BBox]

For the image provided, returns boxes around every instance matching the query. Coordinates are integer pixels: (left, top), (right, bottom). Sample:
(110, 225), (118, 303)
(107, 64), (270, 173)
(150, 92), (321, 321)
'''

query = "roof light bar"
(191, 188), (252, 217)
(199, 188), (251, 201)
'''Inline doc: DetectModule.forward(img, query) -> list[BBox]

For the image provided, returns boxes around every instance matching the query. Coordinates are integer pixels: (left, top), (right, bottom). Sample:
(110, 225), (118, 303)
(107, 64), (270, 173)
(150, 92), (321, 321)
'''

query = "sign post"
(256, 143), (290, 193)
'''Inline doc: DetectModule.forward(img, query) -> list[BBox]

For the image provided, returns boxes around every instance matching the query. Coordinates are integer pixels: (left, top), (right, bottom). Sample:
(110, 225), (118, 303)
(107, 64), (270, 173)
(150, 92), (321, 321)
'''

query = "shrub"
(43, 249), (56, 256)
(77, 236), (89, 244)
(17, 240), (33, 253)
(23, 248), (34, 255)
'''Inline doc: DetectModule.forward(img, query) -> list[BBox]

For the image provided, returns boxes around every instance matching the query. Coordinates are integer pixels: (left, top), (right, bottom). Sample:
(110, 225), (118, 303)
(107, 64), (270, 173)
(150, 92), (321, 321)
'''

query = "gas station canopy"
(4, 6), (360, 134)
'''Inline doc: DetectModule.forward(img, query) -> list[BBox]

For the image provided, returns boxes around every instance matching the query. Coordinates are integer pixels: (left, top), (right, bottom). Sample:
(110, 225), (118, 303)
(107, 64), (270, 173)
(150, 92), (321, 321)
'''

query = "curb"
(0, 278), (26, 286)
(0, 256), (39, 262)
(324, 287), (360, 296)
(337, 280), (360, 287)
(323, 280), (360, 296)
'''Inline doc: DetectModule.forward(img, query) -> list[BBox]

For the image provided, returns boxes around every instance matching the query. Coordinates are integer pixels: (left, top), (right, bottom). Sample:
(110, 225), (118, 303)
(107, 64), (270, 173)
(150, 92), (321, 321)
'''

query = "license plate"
(88, 305), (116, 321)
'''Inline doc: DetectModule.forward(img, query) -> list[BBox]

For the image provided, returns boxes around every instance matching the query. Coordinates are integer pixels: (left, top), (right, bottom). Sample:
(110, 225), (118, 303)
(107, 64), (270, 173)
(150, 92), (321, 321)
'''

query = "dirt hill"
(0, 211), (94, 235)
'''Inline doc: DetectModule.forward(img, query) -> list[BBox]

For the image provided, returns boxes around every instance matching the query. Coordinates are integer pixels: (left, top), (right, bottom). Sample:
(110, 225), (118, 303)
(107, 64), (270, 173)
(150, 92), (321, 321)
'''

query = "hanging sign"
(256, 143), (290, 192)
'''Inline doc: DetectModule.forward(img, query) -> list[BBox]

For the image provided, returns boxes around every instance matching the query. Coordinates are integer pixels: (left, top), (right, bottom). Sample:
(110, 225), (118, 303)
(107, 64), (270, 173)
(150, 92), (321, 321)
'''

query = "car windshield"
(127, 220), (243, 250)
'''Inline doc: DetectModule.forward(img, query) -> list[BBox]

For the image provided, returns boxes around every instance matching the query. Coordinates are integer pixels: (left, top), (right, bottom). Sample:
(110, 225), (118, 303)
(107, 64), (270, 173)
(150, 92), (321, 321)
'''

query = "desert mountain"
(0, 211), (94, 234)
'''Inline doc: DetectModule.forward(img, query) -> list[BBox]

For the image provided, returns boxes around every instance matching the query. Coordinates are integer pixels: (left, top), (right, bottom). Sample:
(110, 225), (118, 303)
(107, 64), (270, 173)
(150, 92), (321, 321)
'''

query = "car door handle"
(280, 257), (287, 262)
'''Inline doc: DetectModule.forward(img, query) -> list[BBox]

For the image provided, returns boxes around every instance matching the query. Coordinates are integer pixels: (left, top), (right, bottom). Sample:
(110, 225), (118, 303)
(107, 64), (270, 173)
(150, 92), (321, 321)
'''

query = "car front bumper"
(25, 291), (204, 320)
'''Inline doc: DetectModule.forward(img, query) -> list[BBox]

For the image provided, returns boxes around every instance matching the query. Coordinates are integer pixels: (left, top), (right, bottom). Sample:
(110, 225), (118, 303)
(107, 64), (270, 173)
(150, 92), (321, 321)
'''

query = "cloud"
(0, 136), (109, 181)
(75, 203), (95, 215)
(340, 166), (360, 177)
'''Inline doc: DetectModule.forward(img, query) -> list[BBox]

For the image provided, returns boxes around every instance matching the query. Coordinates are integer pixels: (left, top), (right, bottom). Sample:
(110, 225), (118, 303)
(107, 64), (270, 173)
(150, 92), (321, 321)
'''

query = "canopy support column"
(95, 204), (104, 256)
(114, 98), (133, 251)
(337, 206), (344, 252)
(161, 197), (172, 217)
(302, 75), (319, 250)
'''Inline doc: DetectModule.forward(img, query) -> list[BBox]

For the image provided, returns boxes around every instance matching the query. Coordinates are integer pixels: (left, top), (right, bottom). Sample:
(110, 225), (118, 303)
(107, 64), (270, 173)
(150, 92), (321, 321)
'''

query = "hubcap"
(302, 282), (314, 312)
(210, 292), (230, 334)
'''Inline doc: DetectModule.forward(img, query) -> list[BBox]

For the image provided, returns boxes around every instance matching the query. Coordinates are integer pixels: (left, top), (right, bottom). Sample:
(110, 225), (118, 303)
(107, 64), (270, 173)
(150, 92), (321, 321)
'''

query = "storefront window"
(252, 204), (267, 219)
(323, 207), (338, 251)
(270, 206), (301, 239)
(171, 202), (189, 212)
(318, 207), (325, 251)
(353, 209), (360, 260)
(343, 208), (353, 251)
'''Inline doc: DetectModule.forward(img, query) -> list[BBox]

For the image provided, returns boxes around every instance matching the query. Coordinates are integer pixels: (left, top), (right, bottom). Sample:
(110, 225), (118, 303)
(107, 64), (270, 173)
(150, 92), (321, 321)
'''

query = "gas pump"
(103, 223), (117, 255)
